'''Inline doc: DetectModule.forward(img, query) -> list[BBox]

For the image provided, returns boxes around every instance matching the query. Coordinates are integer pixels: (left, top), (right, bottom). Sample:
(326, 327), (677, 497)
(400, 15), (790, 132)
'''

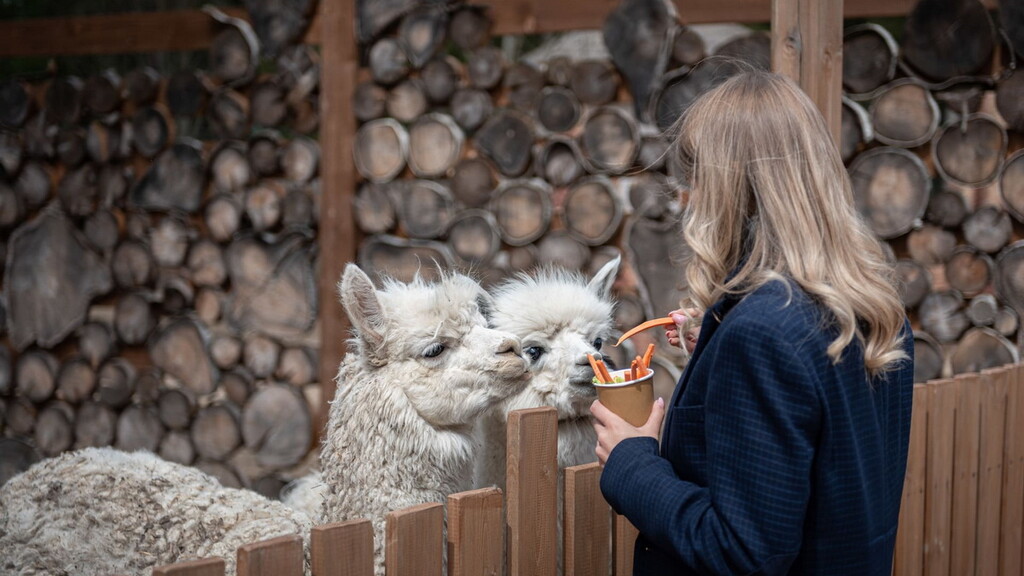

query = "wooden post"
(976, 368), (1009, 575)
(893, 383), (928, 576)
(612, 514), (639, 576)
(448, 487), (505, 576)
(311, 519), (374, 576)
(317, 0), (360, 440)
(924, 379), (955, 576)
(152, 558), (225, 576)
(507, 407), (558, 576)
(564, 463), (610, 576)
(770, 0), (844, 145)
(1001, 365), (1024, 576)
(949, 374), (980, 576)
(385, 502), (444, 576)
(236, 534), (304, 576)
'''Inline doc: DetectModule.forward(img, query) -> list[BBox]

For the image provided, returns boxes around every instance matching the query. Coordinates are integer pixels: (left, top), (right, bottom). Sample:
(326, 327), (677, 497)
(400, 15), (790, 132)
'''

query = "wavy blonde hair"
(674, 69), (907, 375)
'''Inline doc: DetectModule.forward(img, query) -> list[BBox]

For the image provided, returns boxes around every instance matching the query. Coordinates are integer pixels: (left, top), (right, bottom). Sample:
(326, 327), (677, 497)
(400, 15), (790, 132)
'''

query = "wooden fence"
(136, 363), (1024, 576)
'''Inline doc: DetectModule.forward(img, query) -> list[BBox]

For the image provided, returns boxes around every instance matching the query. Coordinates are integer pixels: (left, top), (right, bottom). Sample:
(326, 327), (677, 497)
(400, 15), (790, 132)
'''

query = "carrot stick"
(597, 359), (613, 383)
(641, 343), (655, 369)
(587, 353), (607, 383)
(630, 359), (638, 382)
(615, 316), (677, 347)
(634, 355), (647, 377)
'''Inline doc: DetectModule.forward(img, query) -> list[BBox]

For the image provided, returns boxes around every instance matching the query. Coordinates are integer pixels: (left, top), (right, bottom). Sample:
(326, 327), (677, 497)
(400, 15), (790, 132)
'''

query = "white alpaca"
(0, 448), (311, 576)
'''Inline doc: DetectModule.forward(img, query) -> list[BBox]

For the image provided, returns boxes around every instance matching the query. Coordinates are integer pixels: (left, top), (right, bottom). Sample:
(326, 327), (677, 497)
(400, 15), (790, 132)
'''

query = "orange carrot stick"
(587, 353), (607, 383)
(630, 359), (638, 382)
(615, 316), (677, 347)
(597, 359), (613, 383)
(634, 355), (647, 377)
(641, 343), (655, 369)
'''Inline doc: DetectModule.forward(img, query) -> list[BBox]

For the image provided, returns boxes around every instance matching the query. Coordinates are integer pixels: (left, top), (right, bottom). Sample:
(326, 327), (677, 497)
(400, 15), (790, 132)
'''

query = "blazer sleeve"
(601, 320), (822, 575)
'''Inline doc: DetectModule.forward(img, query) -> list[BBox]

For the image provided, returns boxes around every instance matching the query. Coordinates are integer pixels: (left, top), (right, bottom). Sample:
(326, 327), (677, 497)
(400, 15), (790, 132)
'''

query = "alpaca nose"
(496, 337), (522, 357)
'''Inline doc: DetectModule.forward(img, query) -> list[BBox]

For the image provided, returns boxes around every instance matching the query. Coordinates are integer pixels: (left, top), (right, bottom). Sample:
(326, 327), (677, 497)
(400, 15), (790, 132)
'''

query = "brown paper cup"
(594, 368), (655, 426)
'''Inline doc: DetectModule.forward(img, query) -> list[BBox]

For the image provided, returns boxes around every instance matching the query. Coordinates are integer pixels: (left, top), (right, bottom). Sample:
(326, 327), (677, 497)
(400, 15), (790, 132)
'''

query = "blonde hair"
(674, 69), (907, 375)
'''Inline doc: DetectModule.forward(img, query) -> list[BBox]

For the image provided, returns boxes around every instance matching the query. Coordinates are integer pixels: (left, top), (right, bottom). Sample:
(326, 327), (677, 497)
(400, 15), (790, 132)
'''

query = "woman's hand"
(591, 397), (666, 465)
(666, 307), (702, 353)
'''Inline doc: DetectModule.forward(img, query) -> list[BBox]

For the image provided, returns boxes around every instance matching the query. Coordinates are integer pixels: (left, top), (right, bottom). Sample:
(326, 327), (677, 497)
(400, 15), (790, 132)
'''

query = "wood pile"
(0, 7), (320, 491)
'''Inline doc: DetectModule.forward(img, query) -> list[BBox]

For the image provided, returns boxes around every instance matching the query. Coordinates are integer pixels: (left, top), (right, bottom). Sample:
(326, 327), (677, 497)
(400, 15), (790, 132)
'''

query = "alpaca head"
(487, 257), (620, 421)
(339, 263), (531, 427)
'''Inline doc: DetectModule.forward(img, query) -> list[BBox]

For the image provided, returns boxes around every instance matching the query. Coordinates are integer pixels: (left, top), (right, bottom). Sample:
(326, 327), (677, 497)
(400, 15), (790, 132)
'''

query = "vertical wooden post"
(448, 487), (505, 576)
(564, 463), (610, 576)
(507, 407), (558, 576)
(311, 519), (374, 576)
(236, 534), (304, 576)
(976, 368), (1009, 575)
(950, 374), (980, 576)
(152, 558), (226, 576)
(770, 0), (844, 145)
(924, 379), (955, 576)
(612, 514), (639, 576)
(893, 383), (928, 576)
(385, 502), (444, 576)
(317, 0), (360, 440)
(1001, 365), (1024, 576)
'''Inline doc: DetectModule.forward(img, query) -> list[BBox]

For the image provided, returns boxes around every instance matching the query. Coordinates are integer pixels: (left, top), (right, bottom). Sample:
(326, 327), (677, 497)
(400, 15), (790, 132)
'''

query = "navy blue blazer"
(601, 279), (914, 575)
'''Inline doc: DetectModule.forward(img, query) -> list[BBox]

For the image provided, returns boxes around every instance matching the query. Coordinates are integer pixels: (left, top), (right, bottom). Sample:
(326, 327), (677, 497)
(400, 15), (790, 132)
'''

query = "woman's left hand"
(591, 397), (666, 465)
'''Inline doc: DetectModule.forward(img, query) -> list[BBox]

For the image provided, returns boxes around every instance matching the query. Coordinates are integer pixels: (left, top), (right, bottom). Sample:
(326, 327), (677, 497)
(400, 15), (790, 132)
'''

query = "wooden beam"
(316, 0), (358, 440)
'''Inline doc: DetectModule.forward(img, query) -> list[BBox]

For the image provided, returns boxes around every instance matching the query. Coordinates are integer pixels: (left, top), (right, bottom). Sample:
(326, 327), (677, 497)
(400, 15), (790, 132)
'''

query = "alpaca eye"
(592, 338), (603, 351)
(524, 346), (544, 363)
(422, 343), (446, 358)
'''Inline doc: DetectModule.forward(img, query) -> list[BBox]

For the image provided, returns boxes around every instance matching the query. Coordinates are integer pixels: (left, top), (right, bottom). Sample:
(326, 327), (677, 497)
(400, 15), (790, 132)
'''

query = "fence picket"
(894, 383), (929, 576)
(924, 378), (955, 576)
(977, 368), (1009, 575)
(1001, 365), (1024, 576)
(236, 534), (303, 576)
(507, 406), (558, 576)
(564, 462), (610, 576)
(448, 487), (504, 576)
(612, 514), (638, 576)
(152, 558), (225, 576)
(951, 373), (981, 575)
(311, 519), (373, 576)
(385, 502), (443, 576)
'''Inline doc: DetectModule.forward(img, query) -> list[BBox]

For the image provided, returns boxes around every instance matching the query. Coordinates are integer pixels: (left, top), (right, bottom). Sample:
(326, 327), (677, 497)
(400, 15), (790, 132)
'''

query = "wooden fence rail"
(150, 363), (1024, 576)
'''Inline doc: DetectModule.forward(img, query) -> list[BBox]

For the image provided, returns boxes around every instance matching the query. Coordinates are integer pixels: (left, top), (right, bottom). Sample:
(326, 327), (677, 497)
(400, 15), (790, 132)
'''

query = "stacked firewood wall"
(0, 5), (321, 492)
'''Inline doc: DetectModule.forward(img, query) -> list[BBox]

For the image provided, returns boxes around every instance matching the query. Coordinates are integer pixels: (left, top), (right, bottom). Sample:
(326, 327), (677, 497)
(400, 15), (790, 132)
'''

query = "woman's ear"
(588, 255), (621, 300)
(339, 264), (386, 358)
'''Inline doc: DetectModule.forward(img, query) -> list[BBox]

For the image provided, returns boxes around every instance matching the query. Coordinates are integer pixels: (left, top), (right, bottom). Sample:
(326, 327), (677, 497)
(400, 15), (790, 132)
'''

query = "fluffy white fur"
(318, 264), (530, 576)
(0, 447), (312, 576)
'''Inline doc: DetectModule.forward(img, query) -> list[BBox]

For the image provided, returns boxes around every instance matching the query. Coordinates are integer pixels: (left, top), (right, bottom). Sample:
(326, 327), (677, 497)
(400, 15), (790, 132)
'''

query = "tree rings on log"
(132, 105), (173, 159)
(963, 206), (1012, 254)
(354, 81), (387, 123)
(243, 333), (280, 379)
(74, 401), (116, 448)
(450, 88), (493, 133)
(242, 383), (311, 469)
(447, 209), (500, 265)
(920, 290), (970, 343)
(408, 113), (464, 178)
(1000, 150), (1024, 224)
(944, 245), (994, 297)
(996, 70), (1024, 132)
(353, 118), (408, 183)
(398, 6), (448, 69)
(149, 317), (218, 395)
(467, 46), (505, 90)
(422, 55), (461, 105)
(369, 38), (410, 86)
(967, 293), (999, 327)
(130, 141), (205, 213)
(123, 66), (161, 106)
(78, 321), (114, 368)
(35, 402), (74, 456)
(926, 189), (968, 228)
(244, 180), (285, 232)
(205, 194), (243, 243)
(449, 4), (491, 51)
(223, 236), (317, 338)
(950, 327), (1018, 375)
(995, 306), (1019, 337)
(895, 259), (932, 309)
(192, 403), (242, 461)
(932, 114), (1006, 189)
(282, 136), (319, 183)
(188, 239), (228, 287)
(353, 182), (396, 234)
(160, 430), (196, 465)
(842, 23), (898, 96)
(206, 6), (259, 87)
(868, 80), (939, 147)
(579, 106), (639, 174)
(907, 225), (957, 266)
(211, 143), (251, 193)
(391, 179), (455, 239)
(210, 334), (243, 370)
(386, 78), (428, 124)
(15, 349), (58, 403)
(208, 89), (251, 140)
(562, 177), (623, 246)
(901, 0), (995, 83)
(913, 331), (944, 382)
(504, 62), (545, 112)
(14, 161), (50, 210)
(82, 70), (121, 117)
(490, 179), (552, 246)
(56, 356), (96, 404)
(571, 60), (620, 106)
(0, 78), (32, 129)
(357, 234), (455, 283)
(848, 147), (929, 239)
(450, 157), (494, 208)
(166, 71), (208, 117)
(840, 97), (872, 163)
(116, 404), (164, 453)
(537, 86), (582, 134)
(536, 137), (585, 188)
(158, 388), (196, 430)
(537, 230), (590, 271)
(248, 132), (281, 177)
(114, 292), (155, 346)
(476, 109), (534, 177)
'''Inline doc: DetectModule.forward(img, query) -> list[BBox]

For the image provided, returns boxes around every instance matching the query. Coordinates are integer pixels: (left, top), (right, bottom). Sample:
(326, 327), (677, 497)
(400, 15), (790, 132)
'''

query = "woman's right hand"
(666, 308), (702, 354)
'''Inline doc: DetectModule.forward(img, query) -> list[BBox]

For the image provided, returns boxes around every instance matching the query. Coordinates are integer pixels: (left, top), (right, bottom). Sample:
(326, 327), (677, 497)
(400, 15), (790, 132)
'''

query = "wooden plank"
(507, 407), (558, 576)
(311, 519), (374, 576)
(1001, 365), (1024, 576)
(771, 0), (802, 84)
(798, 0), (843, 145)
(924, 378), (955, 576)
(950, 373), (980, 576)
(977, 368), (1009, 575)
(894, 383), (929, 576)
(385, 502), (444, 576)
(236, 534), (304, 576)
(315, 0), (359, 440)
(564, 463), (610, 576)
(152, 558), (226, 576)
(612, 514), (639, 576)
(448, 487), (504, 576)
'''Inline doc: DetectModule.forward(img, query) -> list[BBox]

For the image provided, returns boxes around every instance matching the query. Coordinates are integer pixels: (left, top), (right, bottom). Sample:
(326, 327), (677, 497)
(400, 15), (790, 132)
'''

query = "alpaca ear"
(339, 264), (386, 352)
(587, 255), (621, 300)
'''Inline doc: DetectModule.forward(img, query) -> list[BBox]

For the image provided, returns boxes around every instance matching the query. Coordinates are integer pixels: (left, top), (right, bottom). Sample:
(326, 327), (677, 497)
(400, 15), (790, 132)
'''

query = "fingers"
(641, 397), (666, 437)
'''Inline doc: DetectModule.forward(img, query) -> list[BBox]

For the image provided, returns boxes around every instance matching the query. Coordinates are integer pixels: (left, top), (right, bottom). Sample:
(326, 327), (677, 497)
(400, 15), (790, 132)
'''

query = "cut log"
(537, 230), (590, 270)
(391, 179), (455, 239)
(544, 56), (574, 87)
(579, 106), (640, 174)
(840, 97), (871, 163)
(222, 368), (254, 406)
(967, 293), (999, 327)
(99, 163), (131, 206)
(450, 88), (493, 133)
(0, 131), (23, 176)
(207, 7), (259, 86)
(242, 383), (311, 469)
(96, 357), (137, 408)
(475, 110), (534, 177)
(248, 132), (281, 177)
(133, 368), (162, 405)
(78, 321), (114, 368)
(869, 79), (939, 147)
(848, 146), (930, 239)
(571, 60), (620, 106)
(408, 113), (463, 178)
(901, 0), (995, 82)
(467, 46), (505, 90)
(353, 182), (396, 234)
(166, 70), (207, 117)
(195, 288), (224, 326)
(385, 78), (428, 123)
(112, 240), (155, 289)
(116, 404), (165, 453)
(131, 105), (173, 159)
(995, 241), (1024, 350)
(208, 89), (250, 140)
(671, 26), (706, 67)
(447, 209), (501, 265)
(926, 189), (969, 228)
(157, 271), (195, 316)
(602, 0), (675, 118)
(223, 236), (317, 338)
(842, 23), (898, 95)
(649, 60), (741, 131)
(56, 163), (99, 217)
(537, 86), (582, 134)
(85, 120), (122, 164)
(211, 335), (243, 370)
(34, 402), (74, 456)
(944, 245), (994, 297)
(282, 136), (319, 183)
(45, 76), (83, 126)
(14, 160), (51, 210)
(159, 430), (196, 465)
(627, 216), (690, 323)
(243, 333), (281, 379)
(354, 118), (408, 183)
(369, 38), (409, 86)
(505, 62), (545, 112)
(243, 0), (314, 58)
(114, 292), (155, 346)
(628, 172), (678, 220)
(122, 66), (161, 106)
(907, 225), (957, 266)
(449, 4), (491, 50)
(244, 180), (285, 231)
(563, 177), (623, 246)
(187, 239), (227, 287)
(353, 80), (387, 122)
(24, 113), (56, 159)
(55, 127), (87, 167)
(996, 70), (1024, 132)
(450, 157), (494, 209)
(950, 327), (1018, 374)
(919, 290), (970, 343)
(422, 55), (460, 105)
(56, 356), (96, 404)
(0, 180), (24, 230)
(211, 143), (251, 193)
(1000, 150), (1024, 224)
(715, 31), (771, 70)
(995, 306), (1019, 337)
(357, 235), (455, 283)
(913, 331), (944, 382)
(536, 137), (585, 187)
(933, 114), (1007, 188)
(129, 141), (206, 213)
(290, 92), (319, 134)
(398, 6), (448, 69)
(0, 78), (32, 129)
(4, 207), (113, 350)
(16, 349), (59, 403)
(276, 346), (316, 386)
(149, 318), (218, 396)
(490, 179), (553, 246)
(74, 401), (117, 448)
(82, 70), (121, 116)
(150, 216), (192, 268)
(281, 186), (315, 230)
(4, 398), (36, 436)
(205, 193), (244, 243)
(962, 206), (1012, 254)
(192, 403), (242, 460)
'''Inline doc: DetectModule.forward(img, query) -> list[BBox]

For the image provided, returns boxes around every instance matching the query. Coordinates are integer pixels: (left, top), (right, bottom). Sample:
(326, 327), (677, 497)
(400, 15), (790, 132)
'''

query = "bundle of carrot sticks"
(588, 343), (655, 384)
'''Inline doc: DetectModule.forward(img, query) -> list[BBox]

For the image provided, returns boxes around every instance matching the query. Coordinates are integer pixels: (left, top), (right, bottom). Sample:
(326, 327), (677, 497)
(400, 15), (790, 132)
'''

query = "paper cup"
(593, 368), (655, 426)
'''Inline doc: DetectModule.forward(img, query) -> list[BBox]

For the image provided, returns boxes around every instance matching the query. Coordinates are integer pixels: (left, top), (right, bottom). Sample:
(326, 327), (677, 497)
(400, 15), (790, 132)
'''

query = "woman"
(592, 70), (914, 575)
